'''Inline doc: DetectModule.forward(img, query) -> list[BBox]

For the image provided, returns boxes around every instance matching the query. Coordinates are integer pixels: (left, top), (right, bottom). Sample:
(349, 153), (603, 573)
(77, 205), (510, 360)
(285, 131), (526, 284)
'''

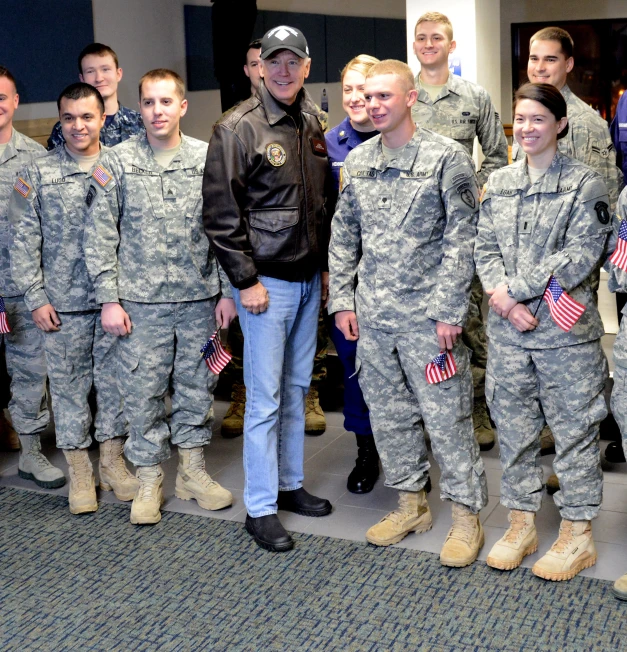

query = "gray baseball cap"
(260, 25), (309, 60)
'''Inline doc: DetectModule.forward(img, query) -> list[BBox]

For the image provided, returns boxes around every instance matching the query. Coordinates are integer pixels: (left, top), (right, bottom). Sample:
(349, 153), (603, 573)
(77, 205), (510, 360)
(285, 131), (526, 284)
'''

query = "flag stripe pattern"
(609, 219), (627, 272)
(93, 165), (112, 188)
(0, 297), (10, 334)
(14, 177), (31, 198)
(200, 329), (232, 375)
(542, 276), (585, 332)
(425, 350), (457, 385)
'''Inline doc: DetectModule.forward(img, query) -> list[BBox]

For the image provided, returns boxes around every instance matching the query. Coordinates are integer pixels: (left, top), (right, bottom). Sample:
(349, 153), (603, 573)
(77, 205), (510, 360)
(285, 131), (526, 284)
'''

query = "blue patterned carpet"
(0, 486), (625, 651)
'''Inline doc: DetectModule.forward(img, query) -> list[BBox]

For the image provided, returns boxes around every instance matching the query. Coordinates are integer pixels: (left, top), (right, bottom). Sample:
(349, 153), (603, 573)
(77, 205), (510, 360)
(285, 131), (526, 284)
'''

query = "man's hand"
(240, 281), (269, 314)
(32, 304), (61, 332)
(487, 285), (517, 318)
(101, 302), (132, 336)
(215, 298), (237, 329)
(436, 321), (462, 350)
(321, 271), (329, 308)
(507, 303), (539, 333)
(335, 310), (359, 341)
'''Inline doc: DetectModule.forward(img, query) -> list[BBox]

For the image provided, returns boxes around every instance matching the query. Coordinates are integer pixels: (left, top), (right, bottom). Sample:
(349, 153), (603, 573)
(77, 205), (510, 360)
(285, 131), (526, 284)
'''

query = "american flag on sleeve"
(542, 276), (585, 332)
(0, 297), (10, 334)
(425, 350), (457, 385)
(201, 329), (232, 375)
(609, 219), (627, 272)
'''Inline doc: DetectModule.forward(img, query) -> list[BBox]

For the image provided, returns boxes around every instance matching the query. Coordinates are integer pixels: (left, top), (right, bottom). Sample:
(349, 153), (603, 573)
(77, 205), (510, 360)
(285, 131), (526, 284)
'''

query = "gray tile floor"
(2, 398), (627, 583)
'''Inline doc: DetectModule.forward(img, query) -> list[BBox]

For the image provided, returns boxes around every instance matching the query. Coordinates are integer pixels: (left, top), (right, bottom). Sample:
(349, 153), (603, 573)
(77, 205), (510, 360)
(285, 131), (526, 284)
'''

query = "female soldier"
(326, 55), (380, 493)
(475, 83), (612, 580)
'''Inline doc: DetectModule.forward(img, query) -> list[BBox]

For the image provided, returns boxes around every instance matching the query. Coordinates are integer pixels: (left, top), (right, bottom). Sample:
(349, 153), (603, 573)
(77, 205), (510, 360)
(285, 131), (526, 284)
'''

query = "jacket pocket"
(248, 207), (299, 262)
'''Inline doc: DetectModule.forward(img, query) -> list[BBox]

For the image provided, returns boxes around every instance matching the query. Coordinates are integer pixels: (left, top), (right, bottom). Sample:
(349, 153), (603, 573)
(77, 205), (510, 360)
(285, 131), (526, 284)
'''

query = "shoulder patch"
(85, 185), (97, 207)
(595, 201), (610, 225)
(93, 165), (113, 187)
(14, 177), (31, 198)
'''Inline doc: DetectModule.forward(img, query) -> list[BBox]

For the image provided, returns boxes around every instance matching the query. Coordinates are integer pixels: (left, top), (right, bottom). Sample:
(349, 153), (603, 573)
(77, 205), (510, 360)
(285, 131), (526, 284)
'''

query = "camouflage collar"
(58, 144), (103, 177)
(0, 128), (19, 165)
(135, 131), (193, 170)
(517, 150), (569, 195)
(371, 128), (423, 172)
(257, 80), (318, 126)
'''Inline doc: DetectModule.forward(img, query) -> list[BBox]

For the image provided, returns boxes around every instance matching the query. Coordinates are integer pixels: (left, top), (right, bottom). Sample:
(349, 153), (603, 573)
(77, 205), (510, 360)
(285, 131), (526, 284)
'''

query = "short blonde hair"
(366, 60), (415, 93)
(139, 68), (186, 100)
(414, 12), (453, 40)
(340, 54), (380, 84)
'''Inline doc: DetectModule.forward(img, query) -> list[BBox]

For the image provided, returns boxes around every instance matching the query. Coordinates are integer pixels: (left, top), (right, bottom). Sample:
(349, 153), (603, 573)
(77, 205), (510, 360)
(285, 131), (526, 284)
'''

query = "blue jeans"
(233, 273), (321, 517)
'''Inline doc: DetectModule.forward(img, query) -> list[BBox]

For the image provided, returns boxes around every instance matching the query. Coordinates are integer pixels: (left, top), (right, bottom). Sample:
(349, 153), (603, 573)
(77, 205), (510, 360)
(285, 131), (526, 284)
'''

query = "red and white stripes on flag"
(542, 276), (585, 332)
(200, 329), (232, 375)
(0, 297), (10, 334)
(609, 218), (627, 272)
(425, 350), (457, 385)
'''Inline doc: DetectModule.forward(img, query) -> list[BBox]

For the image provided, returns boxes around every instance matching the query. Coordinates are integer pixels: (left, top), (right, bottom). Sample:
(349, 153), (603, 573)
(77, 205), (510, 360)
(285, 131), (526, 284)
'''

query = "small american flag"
(201, 329), (232, 375)
(425, 350), (457, 385)
(14, 177), (31, 198)
(92, 165), (112, 188)
(0, 297), (10, 334)
(542, 276), (585, 332)
(609, 219), (627, 272)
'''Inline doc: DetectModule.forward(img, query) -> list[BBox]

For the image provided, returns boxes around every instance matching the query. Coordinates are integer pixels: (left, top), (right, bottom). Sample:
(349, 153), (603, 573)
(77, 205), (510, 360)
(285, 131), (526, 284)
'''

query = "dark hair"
(530, 27), (574, 60)
(57, 82), (105, 114)
(0, 66), (17, 92)
(513, 82), (569, 140)
(78, 43), (119, 74)
(248, 39), (262, 51)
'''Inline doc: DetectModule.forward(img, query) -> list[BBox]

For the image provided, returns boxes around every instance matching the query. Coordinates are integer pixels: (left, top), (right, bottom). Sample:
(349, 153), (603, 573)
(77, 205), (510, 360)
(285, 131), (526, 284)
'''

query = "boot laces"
(104, 440), (131, 480)
(551, 521), (576, 553)
(70, 453), (93, 490)
(138, 467), (161, 501)
(24, 439), (56, 472)
(187, 449), (218, 489)
(226, 384), (246, 418)
(448, 507), (477, 543)
(472, 400), (490, 426)
(306, 388), (323, 415)
(503, 511), (529, 543)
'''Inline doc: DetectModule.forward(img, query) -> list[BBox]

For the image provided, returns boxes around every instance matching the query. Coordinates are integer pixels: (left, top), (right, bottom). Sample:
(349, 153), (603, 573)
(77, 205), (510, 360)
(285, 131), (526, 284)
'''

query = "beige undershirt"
(382, 143), (406, 164)
(65, 146), (100, 173)
(528, 166), (548, 185)
(151, 142), (181, 169)
(419, 77), (446, 102)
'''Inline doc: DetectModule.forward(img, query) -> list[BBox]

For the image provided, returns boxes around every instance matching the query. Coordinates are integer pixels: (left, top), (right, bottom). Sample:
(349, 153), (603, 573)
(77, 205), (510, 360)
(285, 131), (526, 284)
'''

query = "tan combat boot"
(221, 383), (245, 438)
(63, 449), (98, 514)
(546, 473), (560, 495)
(99, 437), (139, 501)
(18, 434), (66, 488)
(540, 425), (555, 456)
(440, 503), (484, 567)
(0, 411), (20, 451)
(486, 510), (538, 570)
(175, 447), (233, 510)
(472, 397), (495, 451)
(613, 572), (627, 601)
(130, 465), (164, 525)
(532, 519), (596, 581)
(305, 386), (326, 436)
(366, 490), (432, 546)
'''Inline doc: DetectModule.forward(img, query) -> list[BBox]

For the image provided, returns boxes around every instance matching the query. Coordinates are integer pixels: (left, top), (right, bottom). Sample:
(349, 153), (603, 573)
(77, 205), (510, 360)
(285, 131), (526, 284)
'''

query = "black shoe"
(425, 475), (432, 494)
(605, 441), (626, 464)
(277, 487), (332, 517)
(600, 413), (621, 441)
(245, 514), (294, 552)
(347, 434), (380, 494)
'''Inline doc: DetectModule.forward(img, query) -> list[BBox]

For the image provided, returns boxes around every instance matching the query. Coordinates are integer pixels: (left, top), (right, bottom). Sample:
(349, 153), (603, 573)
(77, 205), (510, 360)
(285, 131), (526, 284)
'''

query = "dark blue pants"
(329, 321), (372, 436)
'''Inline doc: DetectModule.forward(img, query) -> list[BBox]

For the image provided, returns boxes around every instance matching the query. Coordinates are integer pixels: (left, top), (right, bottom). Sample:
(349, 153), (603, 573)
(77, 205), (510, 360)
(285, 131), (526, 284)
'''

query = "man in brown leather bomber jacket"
(202, 25), (333, 552)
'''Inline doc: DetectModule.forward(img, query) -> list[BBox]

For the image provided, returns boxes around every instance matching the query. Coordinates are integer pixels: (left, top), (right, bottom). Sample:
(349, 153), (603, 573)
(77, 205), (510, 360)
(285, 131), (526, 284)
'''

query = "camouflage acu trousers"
(1, 295), (48, 435)
(462, 275), (488, 399)
(357, 325), (488, 513)
(118, 299), (217, 467)
(611, 363), (627, 461)
(486, 339), (607, 521)
(44, 310), (125, 449)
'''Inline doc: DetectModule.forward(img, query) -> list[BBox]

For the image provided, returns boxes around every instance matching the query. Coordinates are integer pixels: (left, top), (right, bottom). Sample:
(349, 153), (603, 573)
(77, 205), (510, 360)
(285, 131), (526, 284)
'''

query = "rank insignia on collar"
(92, 165), (112, 187)
(14, 177), (31, 198)
(266, 143), (287, 167)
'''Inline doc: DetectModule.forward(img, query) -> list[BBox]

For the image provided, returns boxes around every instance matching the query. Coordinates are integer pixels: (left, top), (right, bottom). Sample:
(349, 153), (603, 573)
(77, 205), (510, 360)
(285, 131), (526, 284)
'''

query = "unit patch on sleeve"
(595, 201), (610, 224)
(85, 185), (97, 207)
(92, 165), (113, 188)
(14, 177), (31, 198)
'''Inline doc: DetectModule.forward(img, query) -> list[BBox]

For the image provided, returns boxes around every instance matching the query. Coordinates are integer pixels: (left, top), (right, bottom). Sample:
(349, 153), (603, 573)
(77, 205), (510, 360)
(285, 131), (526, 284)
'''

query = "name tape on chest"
(353, 169), (376, 178)
(130, 165), (159, 176)
(14, 177), (31, 198)
(310, 138), (327, 156)
(92, 165), (112, 188)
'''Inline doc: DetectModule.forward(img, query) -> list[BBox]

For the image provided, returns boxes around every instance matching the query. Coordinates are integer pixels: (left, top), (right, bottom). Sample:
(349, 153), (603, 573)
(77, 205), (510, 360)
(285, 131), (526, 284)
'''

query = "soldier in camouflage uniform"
(8, 83), (136, 514)
(47, 43), (143, 150)
(476, 83), (611, 581)
(603, 191), (627, 599)
(84, 69), (233, 525)
(411, 12), (508, 451)
(329, 60), (488, 567)
(514, 26), (625, 480)
(0, 66), (65, 487)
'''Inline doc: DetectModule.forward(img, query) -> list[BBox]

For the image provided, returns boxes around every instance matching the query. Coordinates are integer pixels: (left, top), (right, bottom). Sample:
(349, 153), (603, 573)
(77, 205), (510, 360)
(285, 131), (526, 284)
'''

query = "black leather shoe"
(277, 487), (332, 517)
(605, 441), (627, 464)
(245, 514), (294, 552)
(347, 434), (379, 494)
